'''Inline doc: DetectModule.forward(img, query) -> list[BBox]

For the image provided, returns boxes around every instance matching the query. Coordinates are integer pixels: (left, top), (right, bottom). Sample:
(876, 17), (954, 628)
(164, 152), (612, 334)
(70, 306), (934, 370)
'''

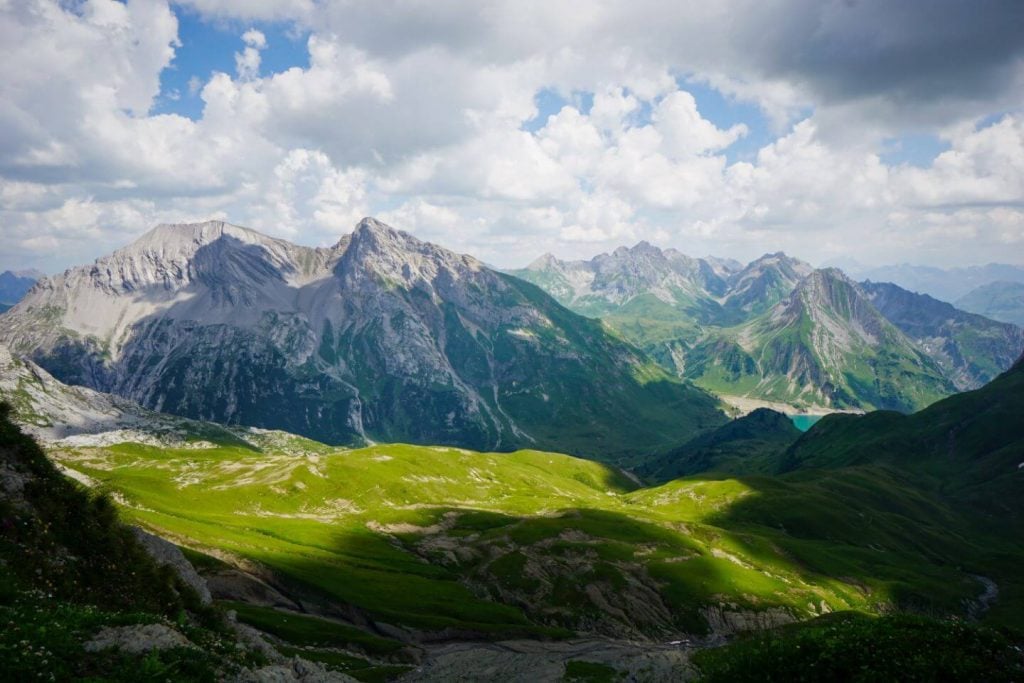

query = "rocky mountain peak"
(770, 268), (904, 354)
(353, 216), (401, 238)
(606, 241), (670, 263)
(75, 220), (310, 298)
(723, 252), (813, 314)
(731, 252), (811, 282)
(630, 240), (661, 255)
(790, 268), (863, 313)
(815, 266), (852, 281)
(121, 220), (271, 258)
(798, 267), (855, 292)
(526, 253), (562, 271)
(341, 217), (483, 287)
(745, 251), (808, 272)
(347, 217), (439, 257)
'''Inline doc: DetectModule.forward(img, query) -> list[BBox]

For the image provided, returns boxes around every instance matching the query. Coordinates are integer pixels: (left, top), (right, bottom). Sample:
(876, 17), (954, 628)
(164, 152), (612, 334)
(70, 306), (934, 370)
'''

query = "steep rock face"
(685, 270), (954, 412)
(721, 252), (814, 319)
(862, 281), (1024, 390)
(2, 222), (356, 443)
(0, 219), (724, 461)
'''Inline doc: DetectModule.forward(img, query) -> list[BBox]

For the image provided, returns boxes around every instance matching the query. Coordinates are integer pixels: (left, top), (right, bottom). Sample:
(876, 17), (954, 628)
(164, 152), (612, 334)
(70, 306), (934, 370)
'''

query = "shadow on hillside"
(696, 468), (1019, 620)
(237, 467), (1024, 644)
(223, 506), (735, 641)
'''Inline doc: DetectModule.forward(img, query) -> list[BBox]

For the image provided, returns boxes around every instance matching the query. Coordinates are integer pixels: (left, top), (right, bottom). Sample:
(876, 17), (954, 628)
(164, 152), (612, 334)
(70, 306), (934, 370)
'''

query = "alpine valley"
(1, 220), (1023, 682)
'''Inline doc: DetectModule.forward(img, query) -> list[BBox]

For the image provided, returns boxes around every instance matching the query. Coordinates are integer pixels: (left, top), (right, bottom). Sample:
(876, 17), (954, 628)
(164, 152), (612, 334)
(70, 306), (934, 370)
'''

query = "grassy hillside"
(493, 276), (727, 464)
(0, 403), (266, 681)
(637, 408), (801, 482)
(6, 349), (1022, 676)
(782, 357), (1024, 514)
(40, 420), (1024, 642)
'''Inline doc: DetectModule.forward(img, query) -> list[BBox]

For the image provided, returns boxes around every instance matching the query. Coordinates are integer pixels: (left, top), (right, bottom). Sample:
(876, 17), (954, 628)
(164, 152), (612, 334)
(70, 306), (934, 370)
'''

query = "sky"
(1, 1), (1023, 275)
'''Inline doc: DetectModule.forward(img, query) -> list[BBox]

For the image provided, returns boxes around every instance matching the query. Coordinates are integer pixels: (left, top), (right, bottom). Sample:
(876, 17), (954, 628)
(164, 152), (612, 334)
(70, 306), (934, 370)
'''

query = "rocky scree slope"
(0, 219), (724, 462)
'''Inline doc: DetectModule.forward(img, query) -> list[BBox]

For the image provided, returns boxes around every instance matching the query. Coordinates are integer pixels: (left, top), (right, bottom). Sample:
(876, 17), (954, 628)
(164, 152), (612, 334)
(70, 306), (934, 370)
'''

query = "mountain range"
(4, 222), (1020, 456)
(851, 262), (1024, 303)
(956, 280), (1024, 327)
(513, 244), (1024, 413)
(861, 281), (1024, 390)
(0, 219), (724, 463)
(0, 269), (41, 313)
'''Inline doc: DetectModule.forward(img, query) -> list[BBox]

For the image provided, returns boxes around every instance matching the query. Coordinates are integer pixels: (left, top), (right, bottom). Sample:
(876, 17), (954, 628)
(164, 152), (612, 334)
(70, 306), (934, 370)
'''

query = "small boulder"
(84, 623), (193, 654)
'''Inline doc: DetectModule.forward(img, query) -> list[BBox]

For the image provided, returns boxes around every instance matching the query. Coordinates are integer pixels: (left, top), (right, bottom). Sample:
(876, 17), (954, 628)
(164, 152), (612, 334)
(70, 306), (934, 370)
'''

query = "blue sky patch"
(677, 79), (776, 164)
(152, 7), (309, 119)
(880, 132), (951, 168)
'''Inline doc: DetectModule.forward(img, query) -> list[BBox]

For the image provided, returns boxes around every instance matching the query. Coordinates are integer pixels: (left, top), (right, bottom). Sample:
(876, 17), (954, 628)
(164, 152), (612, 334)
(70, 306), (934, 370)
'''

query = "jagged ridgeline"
(514, 245), (1024, 412)
(0, 219), (725, 462)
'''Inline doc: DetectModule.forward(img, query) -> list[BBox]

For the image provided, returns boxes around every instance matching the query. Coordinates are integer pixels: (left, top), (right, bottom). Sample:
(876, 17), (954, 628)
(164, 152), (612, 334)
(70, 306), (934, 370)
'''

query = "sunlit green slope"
(45, 430), (1018, 640)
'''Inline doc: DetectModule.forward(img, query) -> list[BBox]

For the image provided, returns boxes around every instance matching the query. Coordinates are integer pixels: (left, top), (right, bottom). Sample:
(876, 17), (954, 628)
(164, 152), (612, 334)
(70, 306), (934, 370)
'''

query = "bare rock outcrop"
(84, 623), (194, 654)
(700, 605), (796, 637)
(232, 656), (360, 682)
(131, 527), (212, 604)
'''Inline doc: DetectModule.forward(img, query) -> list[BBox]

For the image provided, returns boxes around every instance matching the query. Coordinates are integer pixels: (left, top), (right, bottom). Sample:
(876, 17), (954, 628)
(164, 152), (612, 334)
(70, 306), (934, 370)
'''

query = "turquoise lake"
(790, 414), (825, 432)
